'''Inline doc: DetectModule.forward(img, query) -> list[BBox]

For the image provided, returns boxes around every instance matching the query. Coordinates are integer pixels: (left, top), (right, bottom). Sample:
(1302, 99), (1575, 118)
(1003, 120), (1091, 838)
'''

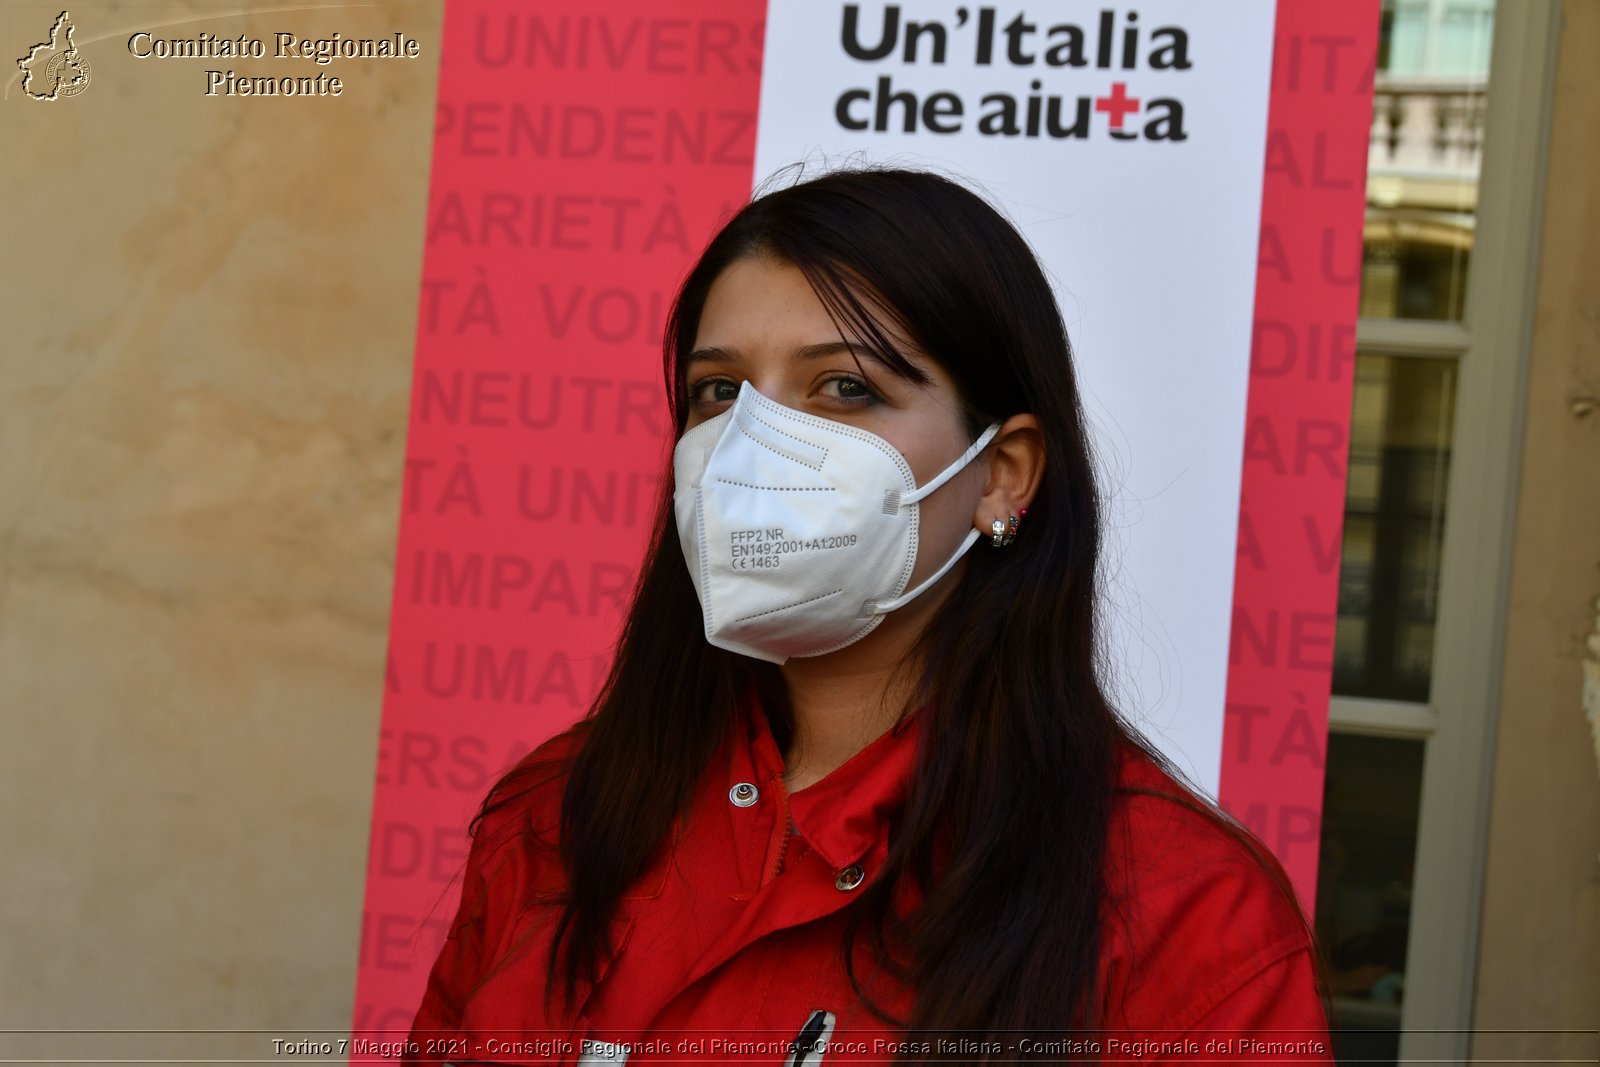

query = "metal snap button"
(835, 864), (865, 891)
(729, 782), (759, 807)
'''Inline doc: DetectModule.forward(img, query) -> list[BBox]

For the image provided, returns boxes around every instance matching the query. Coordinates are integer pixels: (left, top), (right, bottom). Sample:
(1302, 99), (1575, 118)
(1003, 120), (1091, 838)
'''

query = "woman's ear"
(974, 414), (1045, 533)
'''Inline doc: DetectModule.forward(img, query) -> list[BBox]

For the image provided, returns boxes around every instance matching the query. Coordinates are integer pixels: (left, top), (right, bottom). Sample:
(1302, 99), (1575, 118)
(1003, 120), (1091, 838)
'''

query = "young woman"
(405, 166), (1333, 1065)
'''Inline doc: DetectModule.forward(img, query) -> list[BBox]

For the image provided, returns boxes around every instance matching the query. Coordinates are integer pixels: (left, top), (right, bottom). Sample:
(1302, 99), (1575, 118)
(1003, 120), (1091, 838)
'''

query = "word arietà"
(127, 30), (422, 97)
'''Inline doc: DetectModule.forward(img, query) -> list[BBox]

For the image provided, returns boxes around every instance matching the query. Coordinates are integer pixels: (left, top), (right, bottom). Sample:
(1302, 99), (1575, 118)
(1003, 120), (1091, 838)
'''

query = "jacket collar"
(738, 681), (924, 871)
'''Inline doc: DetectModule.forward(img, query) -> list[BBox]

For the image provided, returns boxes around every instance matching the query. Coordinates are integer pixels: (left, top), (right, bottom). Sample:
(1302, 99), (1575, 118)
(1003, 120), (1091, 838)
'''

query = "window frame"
(1325, 1), (1561, 1061)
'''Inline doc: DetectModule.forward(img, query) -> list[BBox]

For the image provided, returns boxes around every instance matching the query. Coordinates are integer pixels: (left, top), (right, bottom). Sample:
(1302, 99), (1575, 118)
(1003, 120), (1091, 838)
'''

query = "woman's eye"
(823, 375), (881, 405)
(687, 375), (881, 408)
(688, 378), (739, 406)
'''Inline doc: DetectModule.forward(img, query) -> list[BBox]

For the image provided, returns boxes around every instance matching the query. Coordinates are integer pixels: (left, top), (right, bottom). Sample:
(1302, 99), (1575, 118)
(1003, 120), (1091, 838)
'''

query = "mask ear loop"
(869, 525), (985, 614)
(900, 421), (1002, 505)
(865, 421), (1003, 615)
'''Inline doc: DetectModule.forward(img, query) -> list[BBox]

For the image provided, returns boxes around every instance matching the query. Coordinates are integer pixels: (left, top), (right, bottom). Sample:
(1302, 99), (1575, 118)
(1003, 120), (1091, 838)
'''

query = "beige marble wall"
(0, 2), (442, 1058)
(1471, 1), (1600, 1061)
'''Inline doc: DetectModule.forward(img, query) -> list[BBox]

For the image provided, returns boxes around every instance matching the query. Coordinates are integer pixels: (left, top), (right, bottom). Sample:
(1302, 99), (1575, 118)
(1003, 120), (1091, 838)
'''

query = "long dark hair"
(470, 164), (1322, 1058)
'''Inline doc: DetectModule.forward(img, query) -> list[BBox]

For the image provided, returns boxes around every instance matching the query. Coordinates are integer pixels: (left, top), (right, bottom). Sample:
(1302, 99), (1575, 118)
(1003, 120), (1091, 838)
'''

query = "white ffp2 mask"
(672, 379), (1001, 664)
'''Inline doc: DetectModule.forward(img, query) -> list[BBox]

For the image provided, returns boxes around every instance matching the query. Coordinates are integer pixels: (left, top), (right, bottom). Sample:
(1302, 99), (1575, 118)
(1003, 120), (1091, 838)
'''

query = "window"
(1312, 2), (1557, 1063)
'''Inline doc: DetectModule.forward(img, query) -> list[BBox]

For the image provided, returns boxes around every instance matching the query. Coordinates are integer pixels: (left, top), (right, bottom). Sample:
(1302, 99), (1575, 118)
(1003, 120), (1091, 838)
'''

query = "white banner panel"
(753, 0), (1278, 792)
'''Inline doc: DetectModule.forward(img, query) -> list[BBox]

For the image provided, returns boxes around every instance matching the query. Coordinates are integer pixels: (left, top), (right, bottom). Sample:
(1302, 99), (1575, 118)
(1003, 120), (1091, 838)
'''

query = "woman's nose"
(742, 378), (794, 408)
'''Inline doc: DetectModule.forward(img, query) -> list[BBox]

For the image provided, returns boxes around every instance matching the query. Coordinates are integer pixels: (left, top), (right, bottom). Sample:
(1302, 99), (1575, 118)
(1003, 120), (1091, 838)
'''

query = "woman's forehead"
(694, 256), (935, 376)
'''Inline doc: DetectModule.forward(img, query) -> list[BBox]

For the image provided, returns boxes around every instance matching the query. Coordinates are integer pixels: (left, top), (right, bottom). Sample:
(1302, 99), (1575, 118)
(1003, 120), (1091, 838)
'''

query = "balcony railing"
(1370, 78), (1488, 179)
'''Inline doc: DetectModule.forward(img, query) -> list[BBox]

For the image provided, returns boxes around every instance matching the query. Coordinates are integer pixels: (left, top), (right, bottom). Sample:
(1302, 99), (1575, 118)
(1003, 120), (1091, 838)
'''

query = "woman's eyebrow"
(794, 341), (896, 368)
(684, 345), (736, 368)
(684, 341), (897, 369)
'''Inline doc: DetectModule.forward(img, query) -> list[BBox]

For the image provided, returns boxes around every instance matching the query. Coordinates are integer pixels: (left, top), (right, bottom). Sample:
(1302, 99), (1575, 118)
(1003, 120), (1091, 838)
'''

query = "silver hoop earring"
(989, 509), (1027, 548)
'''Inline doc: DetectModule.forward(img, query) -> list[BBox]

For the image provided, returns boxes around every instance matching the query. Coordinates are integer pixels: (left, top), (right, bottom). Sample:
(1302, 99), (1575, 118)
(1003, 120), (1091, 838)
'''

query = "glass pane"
(1333, 353), (1456, 702)
(1365, 0), (1495, 321)
(1317, 733), (1426, 1067)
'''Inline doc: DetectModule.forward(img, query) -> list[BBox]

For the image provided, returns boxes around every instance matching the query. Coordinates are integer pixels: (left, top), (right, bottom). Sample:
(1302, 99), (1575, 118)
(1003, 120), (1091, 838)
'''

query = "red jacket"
(405, 689), (1332, 1065)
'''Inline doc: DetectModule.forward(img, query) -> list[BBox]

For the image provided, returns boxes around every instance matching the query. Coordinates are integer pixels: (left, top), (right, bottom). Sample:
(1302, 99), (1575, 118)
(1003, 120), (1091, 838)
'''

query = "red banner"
(349, 0), (766, 1045)
(1219, 1), (1377, 909)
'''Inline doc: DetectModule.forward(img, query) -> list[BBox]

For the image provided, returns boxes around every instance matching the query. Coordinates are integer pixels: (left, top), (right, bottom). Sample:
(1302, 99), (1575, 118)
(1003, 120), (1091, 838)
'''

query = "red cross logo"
(1095, 82), (1141, 130)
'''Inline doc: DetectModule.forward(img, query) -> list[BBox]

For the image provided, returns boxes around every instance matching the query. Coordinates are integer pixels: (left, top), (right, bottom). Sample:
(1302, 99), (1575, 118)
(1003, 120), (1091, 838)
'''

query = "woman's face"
(683, 254), (992, 600)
